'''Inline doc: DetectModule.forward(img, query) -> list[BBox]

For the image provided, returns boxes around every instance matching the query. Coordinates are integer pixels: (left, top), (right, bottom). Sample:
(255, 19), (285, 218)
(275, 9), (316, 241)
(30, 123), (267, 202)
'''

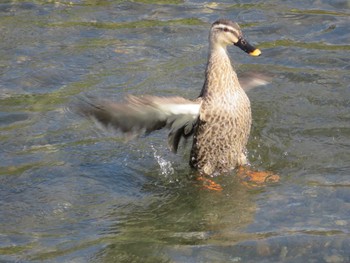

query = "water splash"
(151, 145), (175, 179)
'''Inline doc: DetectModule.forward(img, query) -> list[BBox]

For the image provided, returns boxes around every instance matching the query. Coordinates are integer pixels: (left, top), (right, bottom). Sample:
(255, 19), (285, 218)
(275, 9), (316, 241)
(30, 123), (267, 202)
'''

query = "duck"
(76, 19), (275, 181)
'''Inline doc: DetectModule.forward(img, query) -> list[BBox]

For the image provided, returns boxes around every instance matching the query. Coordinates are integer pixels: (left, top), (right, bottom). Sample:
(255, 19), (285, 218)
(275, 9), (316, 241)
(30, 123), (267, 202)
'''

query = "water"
(1, 0), (349, 262)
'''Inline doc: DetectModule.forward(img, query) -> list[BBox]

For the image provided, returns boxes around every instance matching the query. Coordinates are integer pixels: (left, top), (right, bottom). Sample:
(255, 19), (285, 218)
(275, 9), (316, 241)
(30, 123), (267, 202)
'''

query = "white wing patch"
(159, 103), (200, 117)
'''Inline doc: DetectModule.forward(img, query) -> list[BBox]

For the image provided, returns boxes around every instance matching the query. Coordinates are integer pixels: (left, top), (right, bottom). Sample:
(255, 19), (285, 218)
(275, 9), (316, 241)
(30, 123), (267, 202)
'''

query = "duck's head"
(209, 19), (261, 56)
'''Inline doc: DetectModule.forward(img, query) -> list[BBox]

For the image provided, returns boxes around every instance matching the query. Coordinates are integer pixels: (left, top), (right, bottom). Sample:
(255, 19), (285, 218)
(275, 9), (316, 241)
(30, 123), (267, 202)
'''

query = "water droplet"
(151, 145), (174, 177)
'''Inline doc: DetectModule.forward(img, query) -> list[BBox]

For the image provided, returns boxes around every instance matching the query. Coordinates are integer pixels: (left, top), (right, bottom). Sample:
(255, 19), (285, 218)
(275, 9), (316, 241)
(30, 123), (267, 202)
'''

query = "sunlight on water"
(0, 0), (349, 262)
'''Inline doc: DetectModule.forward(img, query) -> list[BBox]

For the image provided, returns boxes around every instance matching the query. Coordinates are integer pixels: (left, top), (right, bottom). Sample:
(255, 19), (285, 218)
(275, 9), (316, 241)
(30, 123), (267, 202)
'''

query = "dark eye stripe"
(216, 26), (239, 37)
(214, 25), (240, 37)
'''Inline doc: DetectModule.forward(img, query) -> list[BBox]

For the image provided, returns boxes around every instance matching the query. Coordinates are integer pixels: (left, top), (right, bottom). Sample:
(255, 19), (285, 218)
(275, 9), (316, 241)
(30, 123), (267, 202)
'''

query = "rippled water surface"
(1, 0), (350, 262)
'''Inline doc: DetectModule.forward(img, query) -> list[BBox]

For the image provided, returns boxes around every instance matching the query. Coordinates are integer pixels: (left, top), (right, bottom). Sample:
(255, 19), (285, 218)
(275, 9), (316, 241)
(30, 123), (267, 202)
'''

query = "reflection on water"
(0, 0), (350, 262)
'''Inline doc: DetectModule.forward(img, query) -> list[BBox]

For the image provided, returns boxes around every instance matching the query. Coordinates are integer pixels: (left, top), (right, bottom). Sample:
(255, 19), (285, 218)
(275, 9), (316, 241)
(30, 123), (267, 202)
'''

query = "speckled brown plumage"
(190, 45), (251, 175)
(188, 19), (259, 175)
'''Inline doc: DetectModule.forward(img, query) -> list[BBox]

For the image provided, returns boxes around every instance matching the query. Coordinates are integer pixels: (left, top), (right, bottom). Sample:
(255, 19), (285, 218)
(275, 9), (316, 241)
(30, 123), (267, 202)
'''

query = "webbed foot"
(195, 176), (223, 191)
(238, 166), (280, 187)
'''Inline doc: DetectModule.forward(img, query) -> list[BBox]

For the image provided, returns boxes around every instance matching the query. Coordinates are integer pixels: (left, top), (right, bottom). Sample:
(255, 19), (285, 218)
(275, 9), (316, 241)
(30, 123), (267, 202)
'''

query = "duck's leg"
(237, 166), (280, 187)
(194, 175), (223, 191)
(194, 167), (278, 191)
(235, 153), (279, 186)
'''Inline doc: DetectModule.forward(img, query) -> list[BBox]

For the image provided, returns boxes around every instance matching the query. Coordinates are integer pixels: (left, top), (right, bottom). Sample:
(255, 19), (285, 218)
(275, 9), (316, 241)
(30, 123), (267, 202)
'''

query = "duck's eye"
(223, 28), (229, 32)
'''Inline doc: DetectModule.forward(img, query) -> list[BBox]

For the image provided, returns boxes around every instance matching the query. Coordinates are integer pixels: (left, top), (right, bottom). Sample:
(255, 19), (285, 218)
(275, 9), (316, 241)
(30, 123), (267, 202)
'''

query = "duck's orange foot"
(195, 176), (223, 191)
(238, 166), (280, 187)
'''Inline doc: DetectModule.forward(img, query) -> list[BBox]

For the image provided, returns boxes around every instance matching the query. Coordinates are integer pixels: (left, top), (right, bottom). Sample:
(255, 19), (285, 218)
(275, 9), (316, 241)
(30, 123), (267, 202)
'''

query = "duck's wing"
(75, 95), (200, 153)
(238, 72), (272, 92)
(199, 72), (271, 97)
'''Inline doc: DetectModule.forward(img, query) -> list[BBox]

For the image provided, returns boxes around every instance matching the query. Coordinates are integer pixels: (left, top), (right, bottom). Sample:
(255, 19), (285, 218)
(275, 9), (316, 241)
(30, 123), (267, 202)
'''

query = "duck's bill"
(234, 37), (261, 56)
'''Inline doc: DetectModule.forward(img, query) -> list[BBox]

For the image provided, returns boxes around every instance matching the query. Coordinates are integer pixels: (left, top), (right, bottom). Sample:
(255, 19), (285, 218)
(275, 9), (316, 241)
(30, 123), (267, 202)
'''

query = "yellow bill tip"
(249, 49), (261, 56)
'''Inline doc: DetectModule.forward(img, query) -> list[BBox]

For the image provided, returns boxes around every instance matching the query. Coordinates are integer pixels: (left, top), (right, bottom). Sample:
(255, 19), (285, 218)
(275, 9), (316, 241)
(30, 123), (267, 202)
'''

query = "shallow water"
(1, 0), (350, 262)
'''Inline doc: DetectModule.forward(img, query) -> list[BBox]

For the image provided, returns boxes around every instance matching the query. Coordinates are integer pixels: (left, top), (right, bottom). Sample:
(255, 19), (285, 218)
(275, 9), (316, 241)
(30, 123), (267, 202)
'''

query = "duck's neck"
(200, 45), (240, 98)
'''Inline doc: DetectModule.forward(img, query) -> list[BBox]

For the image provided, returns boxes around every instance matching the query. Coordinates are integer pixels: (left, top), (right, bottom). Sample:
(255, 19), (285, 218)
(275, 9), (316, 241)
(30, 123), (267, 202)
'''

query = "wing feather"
(75, 95), (200, 152)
